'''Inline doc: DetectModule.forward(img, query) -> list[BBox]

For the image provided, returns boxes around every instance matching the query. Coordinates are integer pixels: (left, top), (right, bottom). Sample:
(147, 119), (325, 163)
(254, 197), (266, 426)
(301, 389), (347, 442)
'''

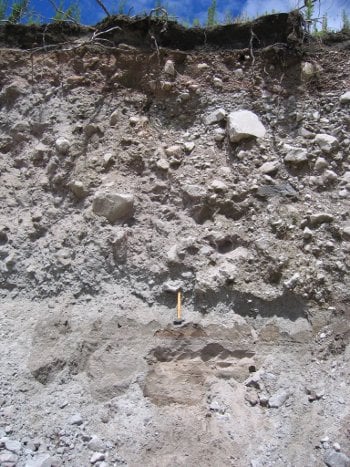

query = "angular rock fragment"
(227, 110), (266, 143)
(284, 144), (308, 164)
(93, 191), (134, 223)
(268, 390), (289, 408)
(340, 91), (350, 104)
(314, 134), (338, 153)
(204, 108), (226, 125)
(324, 450), (350, 467)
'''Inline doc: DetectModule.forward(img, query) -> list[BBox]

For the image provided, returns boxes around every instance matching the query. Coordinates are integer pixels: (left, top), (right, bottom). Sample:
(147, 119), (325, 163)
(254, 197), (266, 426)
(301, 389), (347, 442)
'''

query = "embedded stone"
(227, 110), (266, 143)
(92, 191), (134, 223)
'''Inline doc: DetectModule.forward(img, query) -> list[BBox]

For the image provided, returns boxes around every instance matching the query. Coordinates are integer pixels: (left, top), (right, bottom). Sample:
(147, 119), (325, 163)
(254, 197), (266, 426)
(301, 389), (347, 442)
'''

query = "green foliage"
(115, 0), (127, 15)
(223, 9), (234, 25)
(321, 13), (328, 34)
(192, 17), (200, 27)
(342, 9), (350, 31)
(0, 0), (7, 21)
(8, 0), (29, 23)
(207, 0), (217, 27)
(305, 0), (314, 21)
(52, 0), (80, 22)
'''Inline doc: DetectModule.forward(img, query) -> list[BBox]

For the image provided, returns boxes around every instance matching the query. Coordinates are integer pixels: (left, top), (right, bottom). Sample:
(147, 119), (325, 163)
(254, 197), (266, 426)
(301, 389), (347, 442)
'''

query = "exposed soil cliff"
(0, 13), (349, 467)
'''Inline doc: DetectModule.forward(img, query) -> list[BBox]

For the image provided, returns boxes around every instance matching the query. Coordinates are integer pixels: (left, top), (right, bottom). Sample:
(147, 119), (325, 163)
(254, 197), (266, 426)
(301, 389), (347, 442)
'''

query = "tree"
(0, 0), (7, 21)
(8, 0), (29, 23)
(207, 0), (217, 27)
(52, 0), (80, 23)
(342, 9), (350, 31)
(321, 13), (328, 34)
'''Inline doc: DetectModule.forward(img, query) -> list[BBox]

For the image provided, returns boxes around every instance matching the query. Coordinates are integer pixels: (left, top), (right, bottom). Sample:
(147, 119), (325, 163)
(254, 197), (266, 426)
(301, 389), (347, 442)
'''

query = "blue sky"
(13, 0), (350, 29)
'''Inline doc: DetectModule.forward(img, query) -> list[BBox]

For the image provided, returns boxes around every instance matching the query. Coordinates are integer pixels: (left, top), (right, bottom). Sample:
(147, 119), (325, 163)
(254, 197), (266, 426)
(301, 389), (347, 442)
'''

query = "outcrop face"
(0, 16), (349, 467)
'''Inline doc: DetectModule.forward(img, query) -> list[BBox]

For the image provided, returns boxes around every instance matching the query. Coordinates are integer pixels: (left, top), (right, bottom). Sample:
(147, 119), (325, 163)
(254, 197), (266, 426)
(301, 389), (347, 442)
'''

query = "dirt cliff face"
(0, 14), (350, 467)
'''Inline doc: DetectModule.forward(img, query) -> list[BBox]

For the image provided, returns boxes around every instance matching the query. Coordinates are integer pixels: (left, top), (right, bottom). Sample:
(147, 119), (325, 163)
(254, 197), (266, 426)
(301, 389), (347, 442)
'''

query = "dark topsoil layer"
(0, 11), (305, 51)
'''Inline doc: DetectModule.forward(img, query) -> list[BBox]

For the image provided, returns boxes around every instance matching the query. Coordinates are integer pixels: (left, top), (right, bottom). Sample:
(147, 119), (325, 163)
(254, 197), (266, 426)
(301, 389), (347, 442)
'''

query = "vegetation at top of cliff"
(0, 0), (349, 35)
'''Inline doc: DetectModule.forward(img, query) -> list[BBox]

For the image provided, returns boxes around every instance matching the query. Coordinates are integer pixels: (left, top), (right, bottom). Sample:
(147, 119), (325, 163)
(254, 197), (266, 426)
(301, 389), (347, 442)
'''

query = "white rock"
(197, 63), (209, 70)
(268, 390), (289, 408)
(183, 142), (195, 153)
(90, 452), (105, 464)
(284, 273), (300, 289)
(227, 110), (266, 143)
(204, 108), (226, 125)
(93, 191), (134, 223)
(25, 454), (58, 467)
(55, 137), (70, 155)
(340, 91), (350, 104)
(315, 134), (338, 153)
(163, 280), (183, 292)
(5, 439), (21, 453)
(164, 60), (175, 76)
(284, 144), (308, 164)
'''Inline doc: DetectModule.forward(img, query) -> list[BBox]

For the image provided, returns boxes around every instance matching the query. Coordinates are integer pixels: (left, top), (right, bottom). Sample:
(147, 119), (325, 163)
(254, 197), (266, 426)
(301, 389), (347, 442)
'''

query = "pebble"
(204, 108), (226, 125)
(340, 91), (350, 104)
(55, 137), (70, 155)
(268, 390), (290, 408)
(69, 413), (83, 426)
(163, 60), (175, 76)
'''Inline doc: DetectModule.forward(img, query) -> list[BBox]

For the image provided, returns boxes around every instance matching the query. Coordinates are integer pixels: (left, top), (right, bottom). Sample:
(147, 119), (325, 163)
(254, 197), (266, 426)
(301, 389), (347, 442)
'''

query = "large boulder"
(92, 191), (134, 223)
(227, 110), (266, 143)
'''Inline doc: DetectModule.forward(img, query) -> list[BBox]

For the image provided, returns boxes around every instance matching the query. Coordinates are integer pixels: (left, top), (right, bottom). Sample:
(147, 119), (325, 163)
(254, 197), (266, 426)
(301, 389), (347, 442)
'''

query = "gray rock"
(324, 450), (350, 467)
(110, 110), (118, 126)
(309, 212), (334, 227)
(93, 191), (134, 223)
(256, 183), (298, 199)
(314, 157), (329, 172)
(315, 134), (338, 153)
(204, 108), (226, 125)
(55, 137), (70, 155)
(340, 91), (350, 104)
(284, 144), (308, 164)
(259, 161), (280, 175)
(69, 180), (88, 199)
(163, 60), (175, 76)
(0, 451), (18, 465)
(88, 436), (105, 452)
(69, 413), (83, 426)
(342, 225), (350, 240)
(268, 390), (289, 408)
(227, 110), (266, 143)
